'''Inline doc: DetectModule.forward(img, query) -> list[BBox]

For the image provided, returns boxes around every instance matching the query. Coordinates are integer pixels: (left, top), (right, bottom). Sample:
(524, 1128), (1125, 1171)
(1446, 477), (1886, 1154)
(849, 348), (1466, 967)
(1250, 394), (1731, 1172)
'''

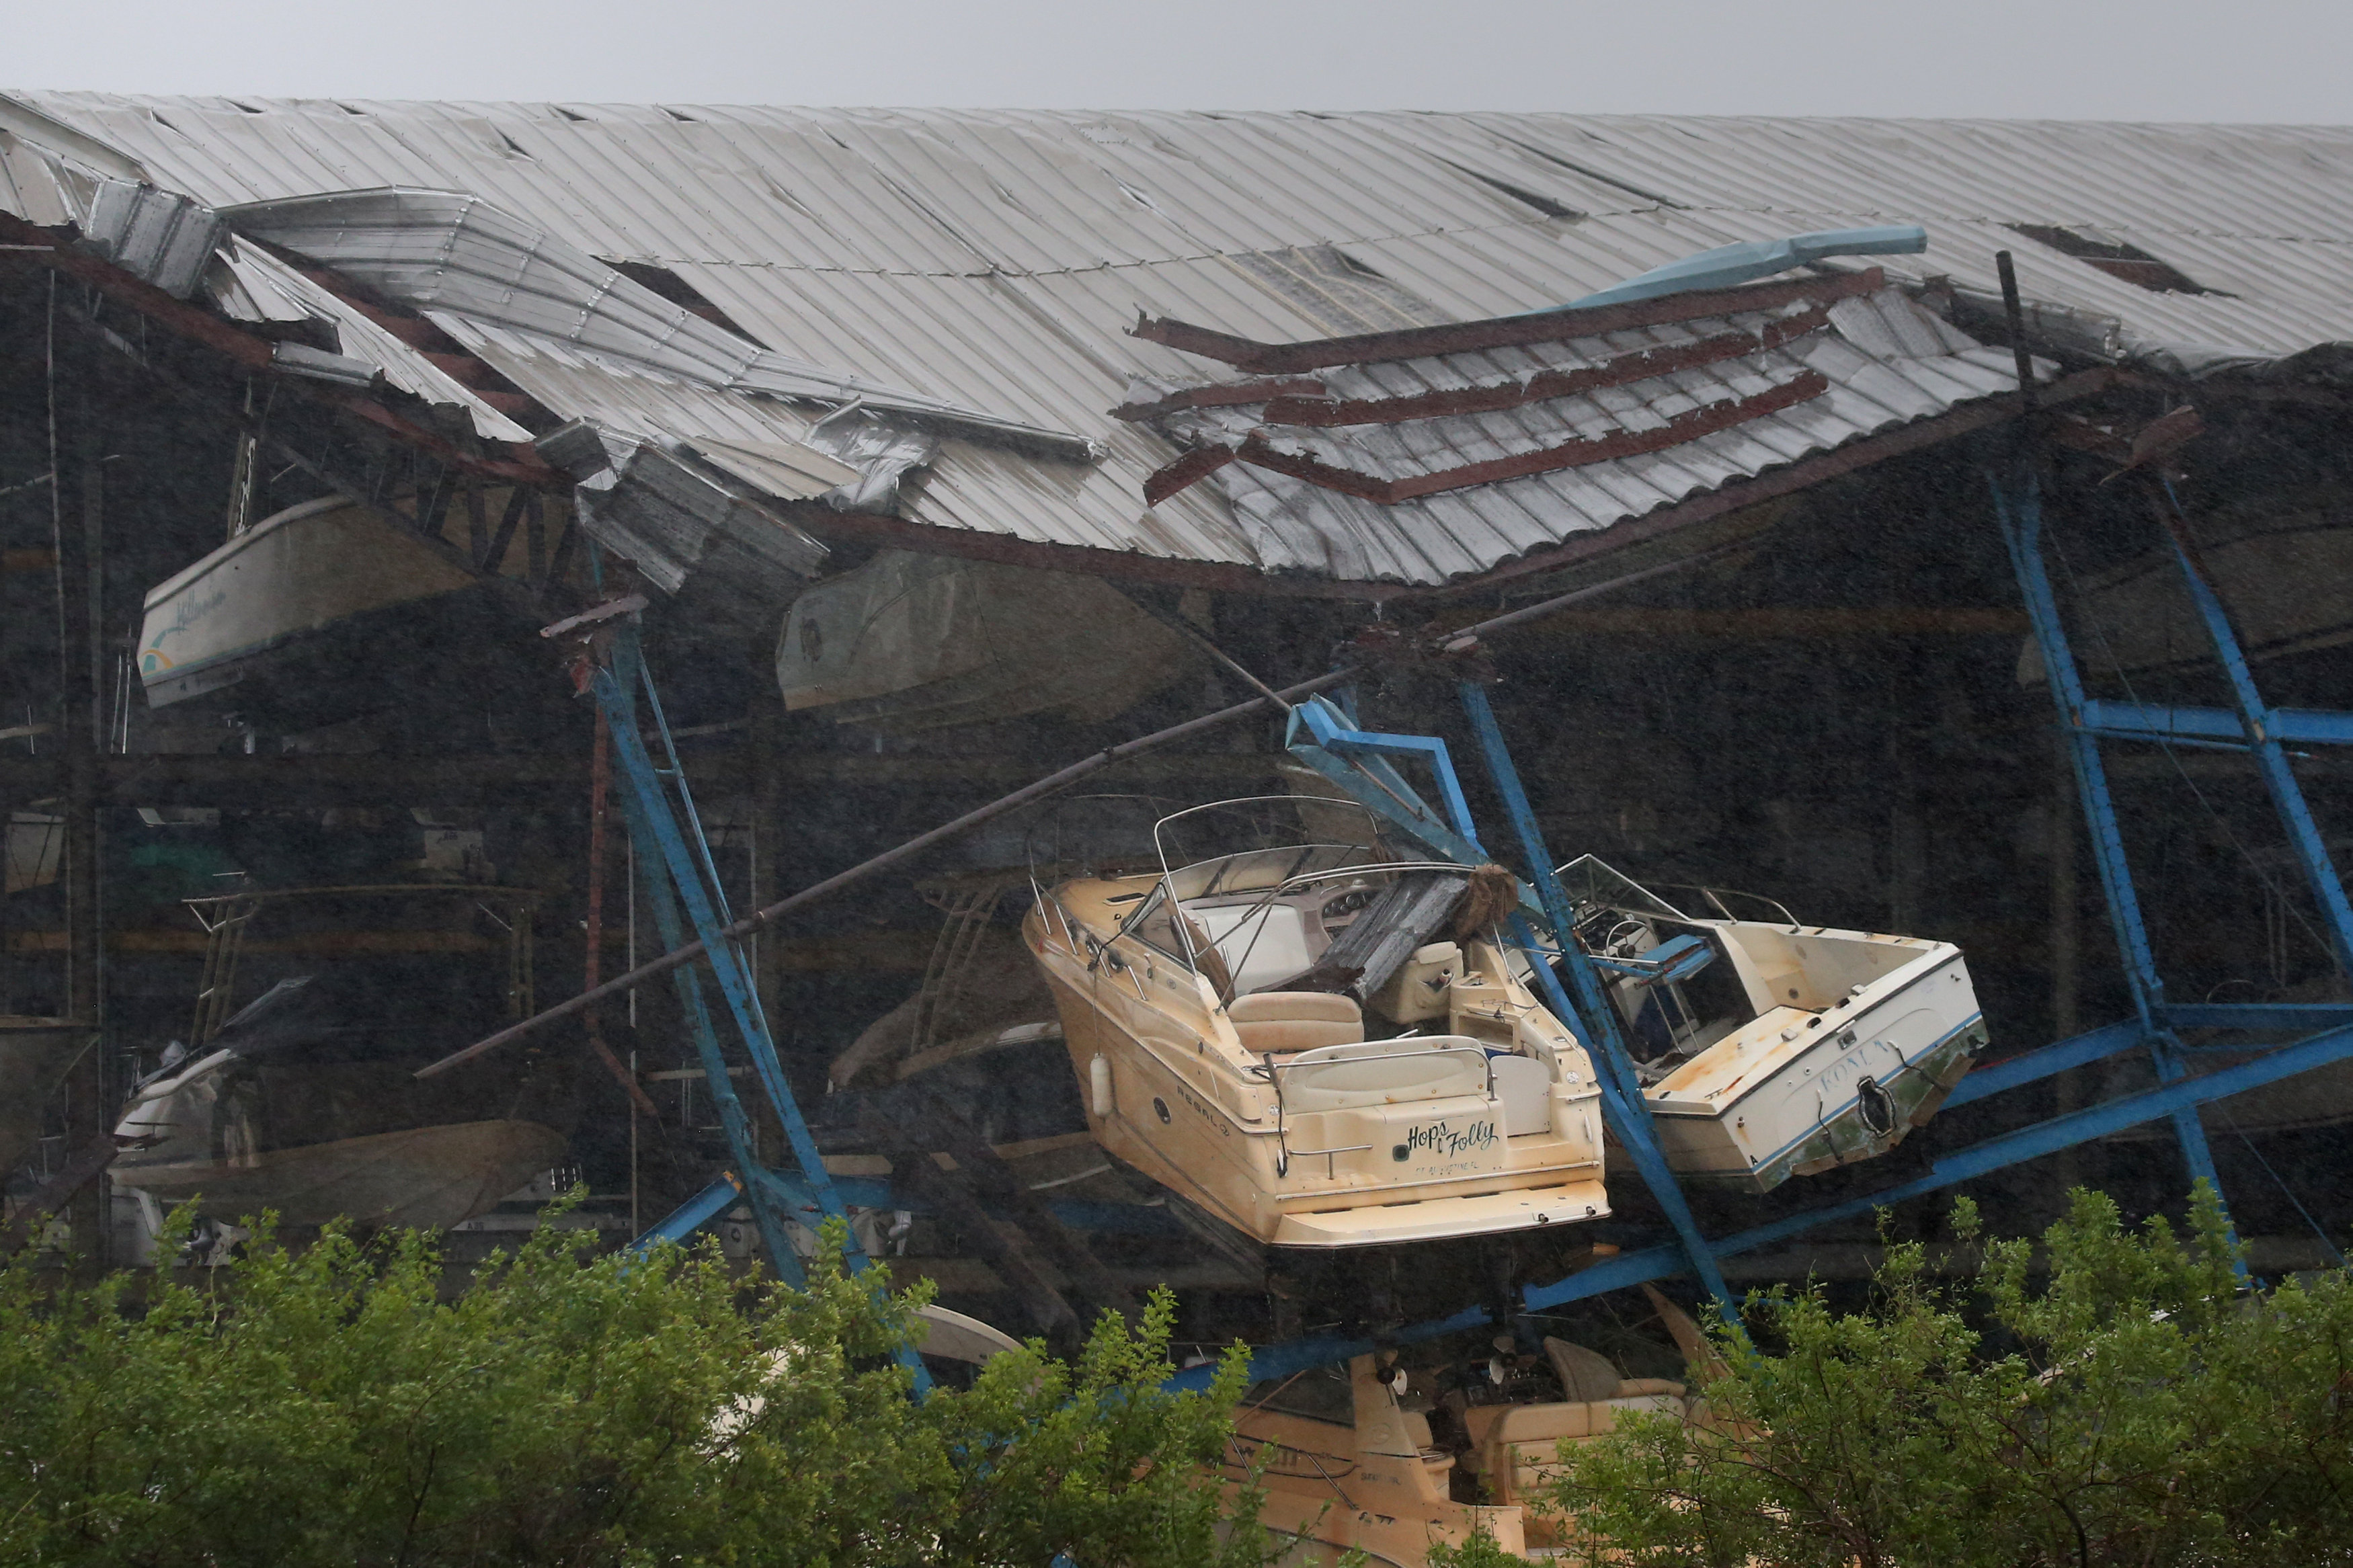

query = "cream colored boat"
(1023, 800), (1610, 1249)
(1230, 1315), (1708, 1563)
(1560, 858), (1988, 1192)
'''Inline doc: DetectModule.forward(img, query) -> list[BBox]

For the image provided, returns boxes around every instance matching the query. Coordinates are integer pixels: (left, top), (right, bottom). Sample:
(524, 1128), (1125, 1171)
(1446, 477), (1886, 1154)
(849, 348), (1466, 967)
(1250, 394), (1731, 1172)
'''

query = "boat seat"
(1544, 1336), (1624, 1403)
(1281, 1036), (1488, 1112)
(1227, 991), (1362, 1057)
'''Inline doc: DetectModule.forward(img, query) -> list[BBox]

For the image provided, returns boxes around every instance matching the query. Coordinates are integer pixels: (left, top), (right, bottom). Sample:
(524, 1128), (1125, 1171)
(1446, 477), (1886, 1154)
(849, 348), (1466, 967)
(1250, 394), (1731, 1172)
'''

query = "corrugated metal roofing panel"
(1137, 284), (2046, 583)
(5, 93), (2350, 588)
(210, 238), (533, 441)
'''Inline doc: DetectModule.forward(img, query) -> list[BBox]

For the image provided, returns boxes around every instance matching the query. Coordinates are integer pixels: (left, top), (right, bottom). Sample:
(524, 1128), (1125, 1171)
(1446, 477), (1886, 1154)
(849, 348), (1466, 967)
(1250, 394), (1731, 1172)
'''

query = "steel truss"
(1173, 455), (2353, 1389)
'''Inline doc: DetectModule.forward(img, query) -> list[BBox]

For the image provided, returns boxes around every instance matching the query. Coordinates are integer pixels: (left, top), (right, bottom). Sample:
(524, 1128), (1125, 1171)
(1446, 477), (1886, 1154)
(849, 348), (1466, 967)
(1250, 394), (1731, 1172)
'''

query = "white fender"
(1090, 1053), (1115, 1118)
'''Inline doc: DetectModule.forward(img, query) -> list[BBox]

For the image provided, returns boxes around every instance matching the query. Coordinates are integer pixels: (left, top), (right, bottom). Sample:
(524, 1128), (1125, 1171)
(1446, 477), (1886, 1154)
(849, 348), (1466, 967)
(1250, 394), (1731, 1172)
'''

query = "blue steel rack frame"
(582, 617), (929, 1387)
(1172, 456), (2353, 1391)
(578, 461), (2353, 1394)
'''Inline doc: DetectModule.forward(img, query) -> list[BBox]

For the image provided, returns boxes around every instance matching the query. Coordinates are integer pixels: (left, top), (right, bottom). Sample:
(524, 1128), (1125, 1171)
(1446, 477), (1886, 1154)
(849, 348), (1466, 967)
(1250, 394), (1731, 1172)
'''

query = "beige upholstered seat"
(1226, 991), (1363, 1057)
(1544, 1335), (1624, 1403)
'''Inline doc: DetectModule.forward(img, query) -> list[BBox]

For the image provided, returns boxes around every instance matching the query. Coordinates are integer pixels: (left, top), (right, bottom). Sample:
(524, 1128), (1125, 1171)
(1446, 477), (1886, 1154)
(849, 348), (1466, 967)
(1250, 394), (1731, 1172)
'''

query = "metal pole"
(1985, 463), (2231, 1216)
(2153, 479), (2353, 978)
(1455, 681), (1739, 1319)
(52, 331), (106, 1271)
(421, 549), (1728, 1077)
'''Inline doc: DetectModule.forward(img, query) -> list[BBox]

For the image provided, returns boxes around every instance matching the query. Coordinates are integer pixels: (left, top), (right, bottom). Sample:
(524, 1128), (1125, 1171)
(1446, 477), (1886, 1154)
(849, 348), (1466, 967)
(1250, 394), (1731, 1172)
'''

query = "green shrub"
(1544, 1184), (2353, 1568)
(0, 1210), (1273, 1568)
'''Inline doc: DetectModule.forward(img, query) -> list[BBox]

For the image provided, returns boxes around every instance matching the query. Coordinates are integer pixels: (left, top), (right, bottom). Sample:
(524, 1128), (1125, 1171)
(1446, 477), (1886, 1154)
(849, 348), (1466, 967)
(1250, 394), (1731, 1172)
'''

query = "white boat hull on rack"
(1638, 924), (1985, 1190)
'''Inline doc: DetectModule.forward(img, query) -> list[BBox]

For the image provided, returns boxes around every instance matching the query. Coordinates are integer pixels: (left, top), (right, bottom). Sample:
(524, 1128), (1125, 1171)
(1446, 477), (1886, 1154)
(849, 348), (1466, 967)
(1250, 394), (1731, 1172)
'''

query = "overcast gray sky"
(11, 0), (2349, 122)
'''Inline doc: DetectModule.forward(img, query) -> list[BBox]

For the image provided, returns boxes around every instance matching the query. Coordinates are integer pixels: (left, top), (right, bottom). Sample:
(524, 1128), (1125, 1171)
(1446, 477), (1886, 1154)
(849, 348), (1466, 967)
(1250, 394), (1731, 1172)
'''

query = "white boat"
(1024, 798), (1612, 1249)
(108, 1111), (566, 1232)
(774, 549), (1201, 733)
(1559, 858), (1987, 1191)
(110, 886), (572, 1231)
(136, 492), (533, 727)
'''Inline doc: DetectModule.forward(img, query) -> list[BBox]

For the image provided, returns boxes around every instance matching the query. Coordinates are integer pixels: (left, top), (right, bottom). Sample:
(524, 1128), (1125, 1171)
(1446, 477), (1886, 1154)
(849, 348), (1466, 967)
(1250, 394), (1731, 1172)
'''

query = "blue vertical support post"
(596, 634), (930, 1391)
(2156, 479), (2353, 977)
(615, 780), (805, 1280)
(1985, 462), (2232, 1210)
(592, 660), (869, 1265)
(600, 639), (865, 1251)
(1455, 682), (1740, 1319)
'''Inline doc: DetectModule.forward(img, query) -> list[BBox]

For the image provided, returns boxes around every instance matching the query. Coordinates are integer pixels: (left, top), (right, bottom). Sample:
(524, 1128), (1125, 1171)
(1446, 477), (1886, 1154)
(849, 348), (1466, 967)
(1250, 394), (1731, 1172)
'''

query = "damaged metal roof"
(1123, 272), (2044, 583)
(1, 95), (2348, 591)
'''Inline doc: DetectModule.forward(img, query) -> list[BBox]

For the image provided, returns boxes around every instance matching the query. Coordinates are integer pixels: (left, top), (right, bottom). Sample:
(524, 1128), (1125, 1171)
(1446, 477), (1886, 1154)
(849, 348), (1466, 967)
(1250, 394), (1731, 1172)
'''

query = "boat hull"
(114, 1118), (565, 1231)
(1030, 897), (1610, 1250)
(1642, 940), (1987, 1192)
(138, 493), (532, 728)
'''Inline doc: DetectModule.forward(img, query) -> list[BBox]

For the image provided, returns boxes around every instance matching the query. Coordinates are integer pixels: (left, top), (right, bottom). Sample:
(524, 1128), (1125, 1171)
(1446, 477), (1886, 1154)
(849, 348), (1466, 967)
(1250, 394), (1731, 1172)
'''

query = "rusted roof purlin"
(0, 210), (562, 489)
(1220, 371), (1831, 505)
(1255, 306), (1833, 427)
(1129, 268), (1885, 374)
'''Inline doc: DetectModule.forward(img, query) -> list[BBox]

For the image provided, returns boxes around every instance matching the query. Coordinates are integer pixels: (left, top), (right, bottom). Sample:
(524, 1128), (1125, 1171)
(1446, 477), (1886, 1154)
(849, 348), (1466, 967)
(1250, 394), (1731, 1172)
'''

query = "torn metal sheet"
(78, 178), (221, 299)
(8, 95), (2350, 591)
(440, 314), (910, 510)
(224, 188), (1098, 463)
(570, 434), (830, 624)
(210, 237), (534, 442)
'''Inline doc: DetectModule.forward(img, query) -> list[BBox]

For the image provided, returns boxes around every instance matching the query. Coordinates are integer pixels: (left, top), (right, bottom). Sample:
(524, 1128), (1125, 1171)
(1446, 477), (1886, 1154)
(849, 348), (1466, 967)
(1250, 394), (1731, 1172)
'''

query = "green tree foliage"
(0, 1212), (1275, 1568)
(1544, 1184), (2353, 1567)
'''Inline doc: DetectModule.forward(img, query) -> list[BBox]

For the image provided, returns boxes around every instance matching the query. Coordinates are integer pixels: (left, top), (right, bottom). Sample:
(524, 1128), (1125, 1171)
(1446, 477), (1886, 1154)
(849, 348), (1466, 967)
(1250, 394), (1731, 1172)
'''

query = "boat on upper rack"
(136, 489), (558, 730)
(1023, 798), (1612, 1249)
(1557, 858), (1987, 1192)
(112, 885), (574, 1231)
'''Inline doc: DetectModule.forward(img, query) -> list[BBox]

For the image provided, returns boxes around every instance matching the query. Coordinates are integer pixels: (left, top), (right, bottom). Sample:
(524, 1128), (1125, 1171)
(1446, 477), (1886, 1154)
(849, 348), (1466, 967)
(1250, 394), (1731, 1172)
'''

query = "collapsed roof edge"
(221, 186), (1103, 464)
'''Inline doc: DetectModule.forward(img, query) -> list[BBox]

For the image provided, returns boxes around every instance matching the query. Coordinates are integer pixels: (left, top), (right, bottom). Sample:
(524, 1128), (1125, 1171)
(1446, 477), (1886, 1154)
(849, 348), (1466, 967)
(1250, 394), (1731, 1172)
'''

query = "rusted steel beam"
(1455, 606), (2031, 640)
(318, 388), (559, 487)
(1259, 306), (1831, 427)
(1231, 371), (1830, 505)
(1109, 376), (1324, 421)
(789, 501), (1406, 601)
(0, 214), (561, 488)
(1131, 268), (1882, 374)
(292, 265), (450, 349)
(1422, 366), (2122, 597)
(0, 212), (272, 370)
(1141, 443), (1237, 506)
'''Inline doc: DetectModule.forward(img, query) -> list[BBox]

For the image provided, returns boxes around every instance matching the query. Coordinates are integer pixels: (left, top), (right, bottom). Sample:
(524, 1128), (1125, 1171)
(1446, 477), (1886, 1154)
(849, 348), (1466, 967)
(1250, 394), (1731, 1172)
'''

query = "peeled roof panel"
(13, 93), (2353, 588)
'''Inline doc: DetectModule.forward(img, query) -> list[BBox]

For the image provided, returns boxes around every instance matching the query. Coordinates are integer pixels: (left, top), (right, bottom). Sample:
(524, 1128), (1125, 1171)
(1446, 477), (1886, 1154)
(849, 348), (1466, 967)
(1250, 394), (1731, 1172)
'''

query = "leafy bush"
(1544, 1184), (2353, 1568)
(0, 1211), (1272, 1568)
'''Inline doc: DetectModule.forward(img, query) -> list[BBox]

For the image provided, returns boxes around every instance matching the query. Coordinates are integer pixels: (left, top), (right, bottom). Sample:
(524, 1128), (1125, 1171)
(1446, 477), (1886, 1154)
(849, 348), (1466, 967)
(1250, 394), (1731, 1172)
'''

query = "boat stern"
(1647, 944), (1989, 1192)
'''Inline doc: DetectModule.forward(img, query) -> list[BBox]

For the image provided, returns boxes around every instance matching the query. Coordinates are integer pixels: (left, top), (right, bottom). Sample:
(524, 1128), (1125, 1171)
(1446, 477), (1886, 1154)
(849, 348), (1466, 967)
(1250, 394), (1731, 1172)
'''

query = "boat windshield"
(1166, 841), (1379, 902)
(1151, 796), (1387, 878)
(1555, 856), (1691, 923)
